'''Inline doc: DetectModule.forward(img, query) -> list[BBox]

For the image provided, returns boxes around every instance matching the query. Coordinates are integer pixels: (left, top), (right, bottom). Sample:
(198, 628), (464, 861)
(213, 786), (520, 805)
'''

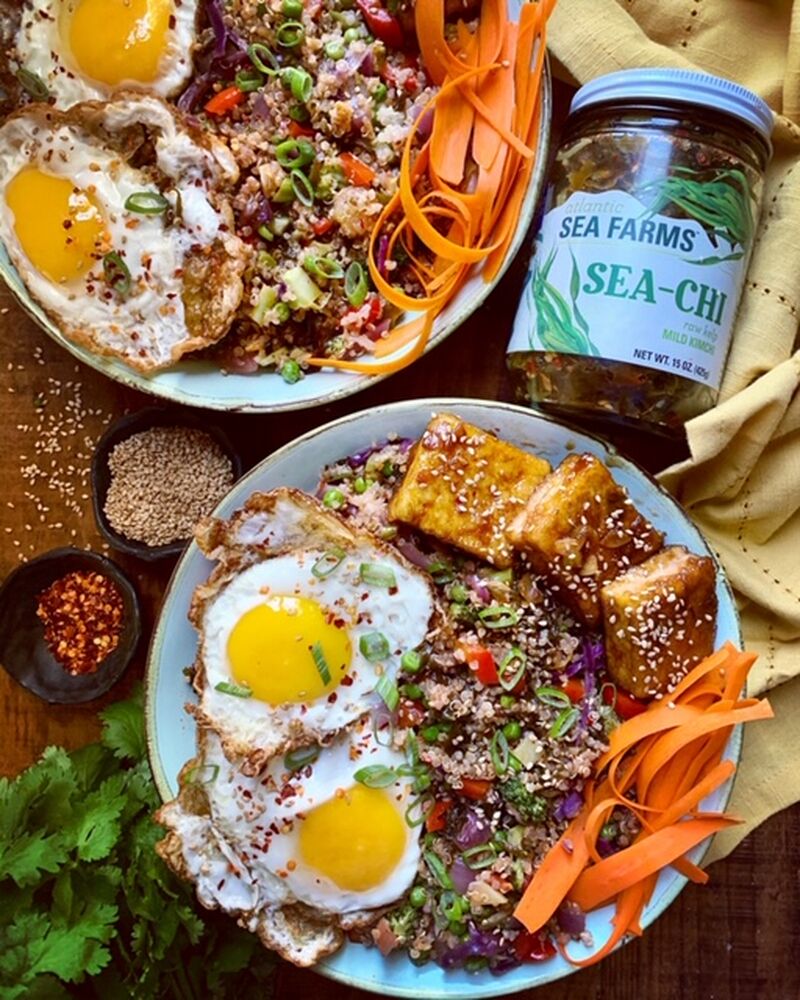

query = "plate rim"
(0, 66), (550, 414)
(144, 397), (743, 997)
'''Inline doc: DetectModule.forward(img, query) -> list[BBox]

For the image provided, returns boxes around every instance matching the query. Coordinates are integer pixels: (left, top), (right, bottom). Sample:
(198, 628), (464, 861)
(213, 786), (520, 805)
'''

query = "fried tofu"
(601, 545), (718, 698)
(508, 453), (664, 627)
(388, 414), (551, 568)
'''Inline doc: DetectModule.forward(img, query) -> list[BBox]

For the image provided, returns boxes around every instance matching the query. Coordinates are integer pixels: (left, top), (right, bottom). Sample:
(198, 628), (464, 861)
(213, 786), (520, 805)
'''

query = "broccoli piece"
(501, 778), (549, 822)
(387, 902), (418, 945)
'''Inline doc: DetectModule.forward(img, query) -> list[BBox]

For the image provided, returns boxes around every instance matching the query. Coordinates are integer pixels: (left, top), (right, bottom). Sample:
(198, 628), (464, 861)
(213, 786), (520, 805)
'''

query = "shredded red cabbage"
(553, 789), (583, 823)
(453, 811), (491, 849)
(177, 0), (251, 112)
(449, 857), (474, 894)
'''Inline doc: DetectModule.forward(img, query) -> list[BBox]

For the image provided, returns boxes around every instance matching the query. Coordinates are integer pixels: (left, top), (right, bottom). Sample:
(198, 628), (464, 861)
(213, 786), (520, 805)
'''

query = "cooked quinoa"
(317, 437), (639, 973)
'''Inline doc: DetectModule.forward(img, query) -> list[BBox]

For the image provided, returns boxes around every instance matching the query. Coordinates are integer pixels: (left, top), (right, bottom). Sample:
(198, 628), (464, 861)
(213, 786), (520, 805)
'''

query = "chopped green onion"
(600, 822), (618, 840)
(508, 753), (523, 773)
(16, 68), (50, 101)
(427, 559), (454, 585)
(499, 647), (526, 691)
(325, 39), (346, 60)
(354, 764), (397, 788)
(406, 730), (420, 768)
(359, 562), (397, 588)
(345, 260), (368, 307)
(353, 476), (368, 494)
(400, 683), (423, 701)
(405, 794), (432, 828)
(410, 886), (428, 908)
(311, 642), (331, 684)
(282, 66), (313, 102)
(311, 546), (346, 579)
(273, 177), (295, 203)
(322, 487), (345, 509)
(499, 693), (516, 709)
(462, 843), (497, 870)
(478, 604), (520, 629)
(423, 850), (453, 889)
(421, 724), (441, 742)
(102, 252), (131, 297)
(291, 168), (315, 206)
(258, 224), (274, 242)
(215, 681), (252, 698)
(549, 706), (580, 739)
(359, 631), (390, 662)
(275, 302), (291, 322)
(283, 0), (303, 15)
(535, 686), (572, 709)
(277, 20), (305, 47)
(275, 138), (315, 169)
(490, 568), (514, 584)
(184, 764), (220, 785)
(248, 42), (280, 75)
(235, 67), (264, 92)
(490, 729), (510, 775)
(448, 582), (469, 604)
(289, 102), (310, 122)
(284, 746), (320, 771)
(124, 191), (169, 215)
(373, 81), (388, 103)
(440, 890), (469, 922)
(401, 650), (423, 673)
(303, 255), (344, 280)
(502, 720), (522, 742)
(413, 772), (432, 793)
(280, 359), (302, 384)
(376, 673), (399, 712)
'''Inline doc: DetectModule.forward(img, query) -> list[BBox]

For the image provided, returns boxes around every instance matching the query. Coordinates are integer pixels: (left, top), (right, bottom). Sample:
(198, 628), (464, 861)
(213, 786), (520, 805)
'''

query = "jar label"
(508, 188), (752, 389)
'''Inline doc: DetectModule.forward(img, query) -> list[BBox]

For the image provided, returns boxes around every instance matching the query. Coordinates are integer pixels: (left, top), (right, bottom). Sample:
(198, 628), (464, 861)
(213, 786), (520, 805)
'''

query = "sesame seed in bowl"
(91, 408), (243, 561)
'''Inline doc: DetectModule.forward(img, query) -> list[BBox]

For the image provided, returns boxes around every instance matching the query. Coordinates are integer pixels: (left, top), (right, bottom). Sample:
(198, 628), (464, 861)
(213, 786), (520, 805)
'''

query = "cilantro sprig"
(0, 688), (276, 999)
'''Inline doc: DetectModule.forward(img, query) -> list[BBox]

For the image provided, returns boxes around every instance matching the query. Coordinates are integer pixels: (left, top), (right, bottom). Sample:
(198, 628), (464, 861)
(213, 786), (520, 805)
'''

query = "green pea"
(354, 476), (368, 494)
(401, 650), (423, 673)
(448, 582), (469, 604)
(275, 302), (291, 322)
(499, 694), (516, 710)
(373, 81), (388, 103)
(410, 886), (428, 908)
(323, 488), (345, 509)
(325, 40), (346, 60)
(503, 721), (522, 742)
(343, 26), (362, 43)
(280, 360), (302, 384)
(282, 0), (303, 16)
(421, 725), (441, 742)
(401, 683), (424, 701)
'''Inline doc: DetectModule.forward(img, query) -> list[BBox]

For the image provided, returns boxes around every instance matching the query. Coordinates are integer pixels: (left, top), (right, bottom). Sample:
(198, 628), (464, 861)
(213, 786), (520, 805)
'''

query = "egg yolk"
(63, 0), (173, 86)
(6, 168), (107, 284)
(299, 785), (407, 891)
(226, 595), (352, 705)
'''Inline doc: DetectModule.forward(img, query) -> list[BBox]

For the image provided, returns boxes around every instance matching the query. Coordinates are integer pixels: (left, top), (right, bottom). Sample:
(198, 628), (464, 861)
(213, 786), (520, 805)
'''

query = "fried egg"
(156, 722), (423, 966)
(190, 489), (435, 765)
(16, 0), (199, 107)
(0, 96), (246, 371)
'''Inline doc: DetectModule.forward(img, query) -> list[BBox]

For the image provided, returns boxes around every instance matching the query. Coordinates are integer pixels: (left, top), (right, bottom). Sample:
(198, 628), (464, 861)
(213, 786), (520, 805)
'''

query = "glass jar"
(507, 69), (773, 434)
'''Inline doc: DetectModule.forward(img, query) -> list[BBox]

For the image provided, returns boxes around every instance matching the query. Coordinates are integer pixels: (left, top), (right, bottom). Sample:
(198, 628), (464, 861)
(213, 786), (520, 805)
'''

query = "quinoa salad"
(316, 438), (638, 972)
(180, 0), (456, 378)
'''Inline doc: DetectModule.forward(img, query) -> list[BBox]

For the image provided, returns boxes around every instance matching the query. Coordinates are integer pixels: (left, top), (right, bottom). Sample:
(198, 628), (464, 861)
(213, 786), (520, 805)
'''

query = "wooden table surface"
(2, 79), (798, 999)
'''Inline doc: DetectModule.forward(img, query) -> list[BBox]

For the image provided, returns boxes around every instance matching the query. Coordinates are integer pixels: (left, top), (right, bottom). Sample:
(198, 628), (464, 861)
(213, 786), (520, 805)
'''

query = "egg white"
(0, 96), (241, 370)
(198, 541), (435, 760)
(16, 0), (199, 107)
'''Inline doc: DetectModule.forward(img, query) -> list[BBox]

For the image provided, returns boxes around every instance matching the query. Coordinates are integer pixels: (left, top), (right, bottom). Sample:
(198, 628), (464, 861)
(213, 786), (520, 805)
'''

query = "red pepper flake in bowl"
(36, 570), (124, 676)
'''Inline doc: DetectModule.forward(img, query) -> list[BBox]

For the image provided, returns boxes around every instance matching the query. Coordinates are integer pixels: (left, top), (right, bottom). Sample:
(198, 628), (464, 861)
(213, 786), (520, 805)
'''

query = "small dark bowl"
(0, 547), (141, 704)
(91, 407), (243, 562)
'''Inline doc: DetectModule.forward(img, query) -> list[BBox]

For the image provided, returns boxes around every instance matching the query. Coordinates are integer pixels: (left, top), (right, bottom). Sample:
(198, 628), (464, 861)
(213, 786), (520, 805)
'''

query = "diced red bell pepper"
(312, 218), (336, 237)
(513, 930), (557, 962)
(288, 120), (315, 138)
(460, 643), (499, 686)
(604, 685), (648, 720)
(204, 86), (244, 116)
(425, 798), (452, 833)
(355, 0), (404, 49)
(459, 778), (492, 801)
(563, 678), (585, 704)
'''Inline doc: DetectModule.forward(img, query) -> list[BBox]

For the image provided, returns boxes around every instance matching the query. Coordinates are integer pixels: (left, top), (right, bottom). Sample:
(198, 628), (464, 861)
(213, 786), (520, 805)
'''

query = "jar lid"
(570, 68), (774, 143)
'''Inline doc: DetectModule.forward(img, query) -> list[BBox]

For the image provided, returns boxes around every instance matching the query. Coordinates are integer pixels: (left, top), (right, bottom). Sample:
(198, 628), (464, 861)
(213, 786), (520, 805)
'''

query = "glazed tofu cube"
(388, 414), (551, 568)
(508, 453), (664, 627)
(601, 545), (718, 698)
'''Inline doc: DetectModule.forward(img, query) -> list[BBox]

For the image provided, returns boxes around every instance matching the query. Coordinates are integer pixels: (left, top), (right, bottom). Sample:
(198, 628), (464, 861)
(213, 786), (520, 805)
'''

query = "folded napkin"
(548, 0), (800, 861)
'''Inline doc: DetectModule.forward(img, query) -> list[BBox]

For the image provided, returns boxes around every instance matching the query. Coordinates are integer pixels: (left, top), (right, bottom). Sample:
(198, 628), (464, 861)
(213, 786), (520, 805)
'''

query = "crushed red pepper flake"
(36, 570), (124, 676)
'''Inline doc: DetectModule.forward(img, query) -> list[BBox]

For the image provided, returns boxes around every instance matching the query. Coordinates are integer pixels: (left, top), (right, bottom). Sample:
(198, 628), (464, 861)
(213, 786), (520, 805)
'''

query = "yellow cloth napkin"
(548, 0), (800, 861)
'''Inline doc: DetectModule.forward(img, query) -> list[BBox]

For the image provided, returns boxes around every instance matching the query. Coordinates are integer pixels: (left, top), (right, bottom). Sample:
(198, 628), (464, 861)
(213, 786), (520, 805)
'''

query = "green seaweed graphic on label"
(636, 166), (754, 266)
(528, 247), (599, 356)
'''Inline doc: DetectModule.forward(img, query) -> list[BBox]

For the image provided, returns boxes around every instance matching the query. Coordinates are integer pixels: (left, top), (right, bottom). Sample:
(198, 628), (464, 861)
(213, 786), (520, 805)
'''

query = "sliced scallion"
(215, 681), (252, 698)
(354, 764), (397, 788)
(423, 850), (453, 889)
(360, 631), (390, 662)
(282, 66), (313, 103)
(102, 252), (131, 297)
(303, 255), (344, 280)
(291, 168), (315, 207)
(16, 67), (50, 101)
(375, 673), (399, 712)
(184, 764), (220, 785)
(490, 729), (510, 775)
(345, 260), (368, 307)
(535, 686), (572, 709)
(125, 191), (169, 215)
(499, 647), (526, 691)
(235, 67), (265, 92)
(359, 562), (397, 588)
(404, 794), (432, 828)
(311, 641), (331, 684)
(478, 604), (520, 629)
(275, 138), (315, 170)
(248, 42), (280, 75)
(549, 706), (580, 739)
(401, 650), (423, 673)
(462, 843), (497, 870)
(277, 20), (305, 47)
(284, 745), (320, 771)
(311, 546), (346, 579)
